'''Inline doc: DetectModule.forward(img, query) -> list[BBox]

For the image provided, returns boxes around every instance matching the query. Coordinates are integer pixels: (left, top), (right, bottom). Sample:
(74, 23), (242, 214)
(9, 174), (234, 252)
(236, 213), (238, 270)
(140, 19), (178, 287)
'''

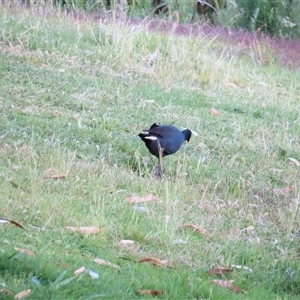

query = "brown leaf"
(138, 257), (171, 268)
(136, 289), (164, 296)
(51, 174), (67, 179)
(14, 289), (31, 299)
(199, 203), (216, 215)
(74, 266), (85, 275)
(125, 193), (155, 203)
(93, 258), (121, 270)
(211, 279), (243, 293)
(0, 288), (14, 296)
(66, 226), (99, 234)
(208, 267), (233, 275)
(273, 186), (294, 196)
(15, 248), (35, 256)
(44, 174), (67, 179)
(0, 218), (24, 229)
(229, 285), (244, 293)
(56, 262), (71, 268)
(203, 203), (215, 215)
(43, 168), (67, 179)
(211, 108), (220, 116)
(184, 224), (206, 234)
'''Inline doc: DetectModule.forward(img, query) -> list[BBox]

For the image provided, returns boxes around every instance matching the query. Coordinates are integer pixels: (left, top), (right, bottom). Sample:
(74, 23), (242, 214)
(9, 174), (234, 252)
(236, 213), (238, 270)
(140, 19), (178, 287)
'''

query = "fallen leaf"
(273, 186), (294, 196)
(15, 248), (35, 256)
(289, 157), (300, 167)
(184, 224), (206, 234)
(43, 168), (67, 179)
(138, 257), (171, 268)
(228, 82), (239, 88)
(202, 203), (215, 215)
(125, 193), (155, 203)
(66, 226), (99, 234)
(211, 108), (220, 116)
(74, 266), (85, 275)
(198, 202), (216, 215)
(94, 258), (121, 270)
(136, 289), (164, 296)
(56, 262), (71, 268)
(0, 288), (14, 296)
(14, 289), (31, 299)
(208, 267), (233, 275)
(43, 168), (58, 175)
(0, 218), (24, 229)
(211, 279), (243, 293)
(246, 226), (255, 234)
(47, 174), (67, 179)
(119, 239), (135, 245)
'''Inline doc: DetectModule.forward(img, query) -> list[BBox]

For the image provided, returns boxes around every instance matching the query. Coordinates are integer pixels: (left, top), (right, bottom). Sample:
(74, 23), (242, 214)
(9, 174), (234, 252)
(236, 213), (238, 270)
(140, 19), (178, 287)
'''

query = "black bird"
(138, 123), (192, 178)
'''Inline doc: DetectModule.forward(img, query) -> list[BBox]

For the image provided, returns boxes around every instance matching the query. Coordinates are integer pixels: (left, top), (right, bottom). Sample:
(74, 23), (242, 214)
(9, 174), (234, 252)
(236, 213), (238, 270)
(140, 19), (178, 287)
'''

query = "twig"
(9, 180), (30, 193)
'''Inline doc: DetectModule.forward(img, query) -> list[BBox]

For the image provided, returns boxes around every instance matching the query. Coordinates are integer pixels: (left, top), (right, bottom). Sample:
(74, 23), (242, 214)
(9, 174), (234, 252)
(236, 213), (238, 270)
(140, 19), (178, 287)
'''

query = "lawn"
(0, 4), (300, 299)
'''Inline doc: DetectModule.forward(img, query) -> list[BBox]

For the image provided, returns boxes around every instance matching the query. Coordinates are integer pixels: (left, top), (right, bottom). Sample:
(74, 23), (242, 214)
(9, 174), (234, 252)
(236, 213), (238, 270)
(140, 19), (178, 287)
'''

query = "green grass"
(1, 5), (300, 300)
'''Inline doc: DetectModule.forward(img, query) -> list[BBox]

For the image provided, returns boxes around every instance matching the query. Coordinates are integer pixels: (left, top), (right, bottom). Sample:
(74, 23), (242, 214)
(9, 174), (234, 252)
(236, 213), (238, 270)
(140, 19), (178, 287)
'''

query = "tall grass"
(235, 0), (300, 38)
(4, 1), (300, 38)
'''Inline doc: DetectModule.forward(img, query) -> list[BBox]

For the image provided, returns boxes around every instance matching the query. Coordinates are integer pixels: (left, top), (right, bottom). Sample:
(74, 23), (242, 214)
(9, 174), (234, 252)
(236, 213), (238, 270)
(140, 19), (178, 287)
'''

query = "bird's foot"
(153, 164), (163, 180)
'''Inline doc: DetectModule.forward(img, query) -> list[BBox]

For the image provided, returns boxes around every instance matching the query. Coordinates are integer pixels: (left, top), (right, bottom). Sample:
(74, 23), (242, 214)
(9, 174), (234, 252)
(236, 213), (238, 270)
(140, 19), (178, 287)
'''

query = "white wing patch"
(144, 136), (158, 140)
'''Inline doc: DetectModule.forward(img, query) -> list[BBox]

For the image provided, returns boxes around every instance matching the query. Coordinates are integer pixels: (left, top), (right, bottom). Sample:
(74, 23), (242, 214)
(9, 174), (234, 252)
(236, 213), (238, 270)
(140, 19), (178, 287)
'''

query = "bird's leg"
(153, 141), (164, 180)
(158, 141), (164, 174)
(153, 164), (162, 180)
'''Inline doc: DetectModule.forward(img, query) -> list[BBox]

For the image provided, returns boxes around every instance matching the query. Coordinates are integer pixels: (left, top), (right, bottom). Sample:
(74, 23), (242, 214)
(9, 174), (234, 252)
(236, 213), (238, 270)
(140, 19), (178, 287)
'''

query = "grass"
(1, 4), (300, 300)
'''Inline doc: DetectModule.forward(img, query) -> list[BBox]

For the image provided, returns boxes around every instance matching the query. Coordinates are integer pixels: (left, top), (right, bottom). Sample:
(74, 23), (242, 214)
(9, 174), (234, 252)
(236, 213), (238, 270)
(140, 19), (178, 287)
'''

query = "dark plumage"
(138, 123), (192, 178)
(138, 123), (191, 158)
